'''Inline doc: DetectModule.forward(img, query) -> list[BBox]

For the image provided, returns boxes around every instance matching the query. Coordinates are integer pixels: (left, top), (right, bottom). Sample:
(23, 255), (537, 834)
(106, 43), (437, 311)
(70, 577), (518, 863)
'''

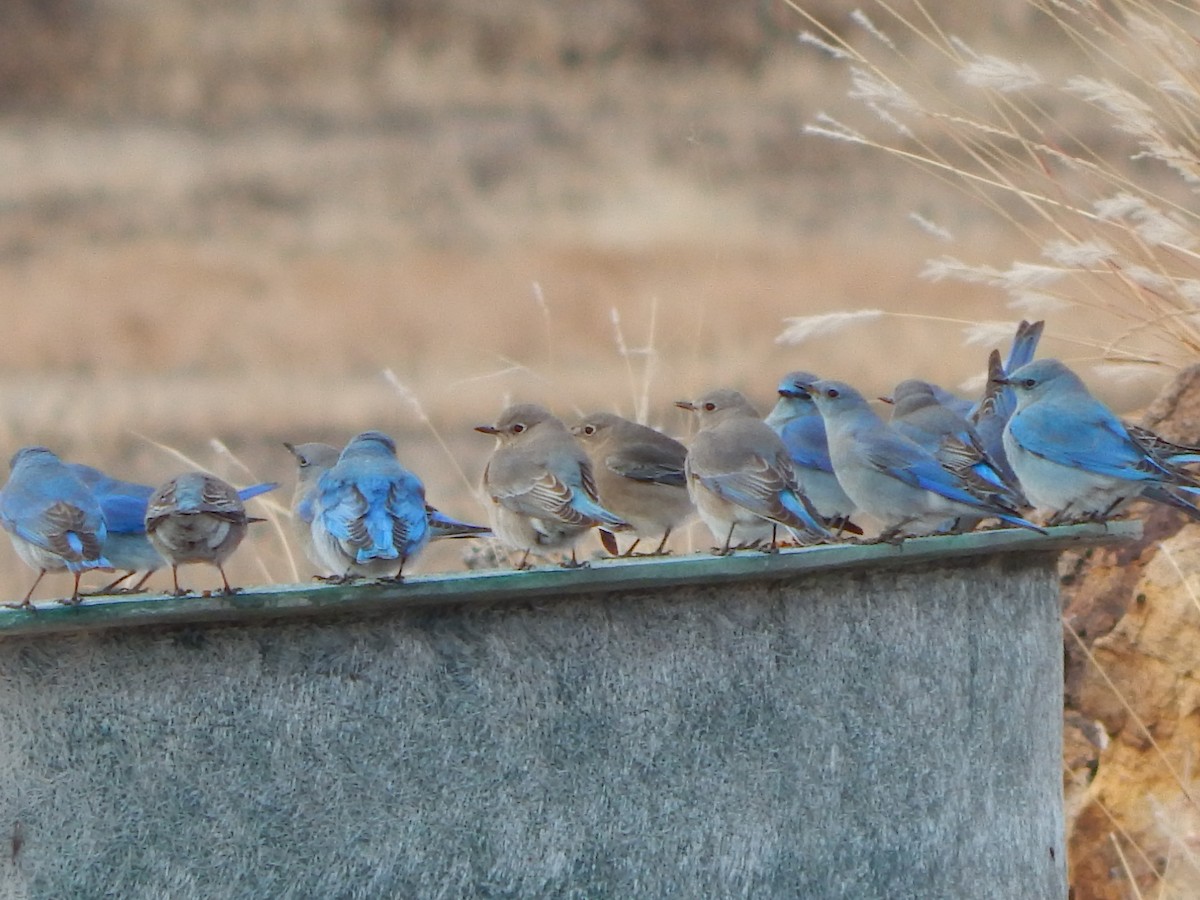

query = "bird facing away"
(765, 371), (858, 528)
(1001, 358), (1200, 523)
(309, 431), (431, 582)
(285, 440), (489, 577)
(677, 388), (832, 554)
(70, 462), (277, 595)
(570, 412), (693, 556)
(145, 472), (259, 596)
(0, 447), (111, 608)
(806, 379), (1043, 541)
(476, 404), (626, 569)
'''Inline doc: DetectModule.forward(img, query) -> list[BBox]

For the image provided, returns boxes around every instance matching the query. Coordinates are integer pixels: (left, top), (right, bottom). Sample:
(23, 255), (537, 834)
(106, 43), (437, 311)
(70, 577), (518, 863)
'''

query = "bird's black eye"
(703, 402), (716, 412)
(1022, 378), (1036, 389)
(511, 423), (525, 434)
(583, 425), (596, 435)
(825, 388), (839, 399)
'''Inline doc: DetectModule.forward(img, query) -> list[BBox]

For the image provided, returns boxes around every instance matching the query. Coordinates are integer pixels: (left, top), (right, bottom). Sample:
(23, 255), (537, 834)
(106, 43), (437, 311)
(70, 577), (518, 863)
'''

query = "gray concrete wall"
(0, 552), (1067, 899)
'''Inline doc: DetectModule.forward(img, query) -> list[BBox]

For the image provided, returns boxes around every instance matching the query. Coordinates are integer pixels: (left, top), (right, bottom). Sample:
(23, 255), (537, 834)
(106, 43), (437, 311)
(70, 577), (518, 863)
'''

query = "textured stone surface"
(1062, 364), (1200, 899)
(0, 556), (1065, 899)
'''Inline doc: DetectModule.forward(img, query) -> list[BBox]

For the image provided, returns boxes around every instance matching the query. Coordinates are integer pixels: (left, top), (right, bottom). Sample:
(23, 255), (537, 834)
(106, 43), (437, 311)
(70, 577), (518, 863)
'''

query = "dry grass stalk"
(790, 0), (1200, 369)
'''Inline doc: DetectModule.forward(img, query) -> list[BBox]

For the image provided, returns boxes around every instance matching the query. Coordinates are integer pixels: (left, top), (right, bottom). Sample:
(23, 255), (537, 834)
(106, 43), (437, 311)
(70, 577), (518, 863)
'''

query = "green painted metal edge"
(0, 521), (1142, 639)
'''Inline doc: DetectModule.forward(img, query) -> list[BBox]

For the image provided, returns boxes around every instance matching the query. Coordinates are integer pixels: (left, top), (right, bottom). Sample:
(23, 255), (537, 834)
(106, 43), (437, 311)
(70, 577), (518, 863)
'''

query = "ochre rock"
(1065, 364), (1200, 899)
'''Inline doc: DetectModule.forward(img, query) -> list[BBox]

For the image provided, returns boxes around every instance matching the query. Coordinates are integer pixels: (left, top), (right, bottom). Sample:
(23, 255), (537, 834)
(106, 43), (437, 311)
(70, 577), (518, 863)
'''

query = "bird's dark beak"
(878, 396), (894, 405)
(282, 441), (298, 457)
(778, 388), (811, 400)
(992, 377), (1012, 386)
(474, 425), (499, 435)
(674, 400), (696, 411)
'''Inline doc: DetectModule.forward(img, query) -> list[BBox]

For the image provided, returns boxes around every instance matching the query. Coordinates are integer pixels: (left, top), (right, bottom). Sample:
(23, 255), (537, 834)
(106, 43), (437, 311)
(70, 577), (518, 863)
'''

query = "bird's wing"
(698, 448), (826, 534)
(1008, 401), (1161, 481)
(777, 417), (834, 474)
(604, 443), (687, 487)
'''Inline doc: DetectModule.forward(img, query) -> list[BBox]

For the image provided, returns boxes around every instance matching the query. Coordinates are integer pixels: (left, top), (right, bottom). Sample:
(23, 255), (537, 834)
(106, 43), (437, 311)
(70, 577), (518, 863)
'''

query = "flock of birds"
(1, 319), (1198, 609)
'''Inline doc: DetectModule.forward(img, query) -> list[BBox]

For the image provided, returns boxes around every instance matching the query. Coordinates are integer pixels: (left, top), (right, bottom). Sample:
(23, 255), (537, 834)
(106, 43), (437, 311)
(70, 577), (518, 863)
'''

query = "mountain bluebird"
(570, 412), (693, 556)
(69, 462), (277, 594)
(285, 440), (488, 576)
(971, 319), (1044, 477)
(0, 447), (111, 608)
(886, 379), (1025, 509)
(806, 379), (1043, 541)
(308, 431), (431, 582)
(145, 472), (263, 596)
(1001, 358), (1200, 523)
(283, 441), (341, 574)
(765, 371), (859, 530)
(476, 404), (627, 568)
(676, 389), (832, 553)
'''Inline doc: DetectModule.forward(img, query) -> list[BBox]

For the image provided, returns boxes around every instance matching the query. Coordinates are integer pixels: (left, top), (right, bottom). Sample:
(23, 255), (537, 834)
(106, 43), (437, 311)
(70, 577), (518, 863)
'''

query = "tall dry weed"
(788, 0), (1200, 374)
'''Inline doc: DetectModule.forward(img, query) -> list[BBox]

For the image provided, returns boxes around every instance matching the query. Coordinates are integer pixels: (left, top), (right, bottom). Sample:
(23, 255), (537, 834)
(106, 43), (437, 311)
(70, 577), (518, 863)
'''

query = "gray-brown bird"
(476, 404), (626, 568)
(570, 412), (693, 556)
(677, 389), (832, 554)
(145, 472), (258, 596)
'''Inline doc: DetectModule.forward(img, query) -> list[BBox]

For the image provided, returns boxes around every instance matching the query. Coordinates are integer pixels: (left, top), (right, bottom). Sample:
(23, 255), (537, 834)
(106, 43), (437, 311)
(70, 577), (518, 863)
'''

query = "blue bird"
(310, 431), (431, 582)
(0, 447), (111, 608)
(971, 319), (1044, 478)
(285, 440), (488, 577)
(886, 379), (1026, 510)
(69, 462), (277, 593)
(765, 371), (860, 532)
(805, 380), (1044, 541)
(476, 404), (627, 569)
(677, 388), (833, 553)
(1000, 358), (1200, 523)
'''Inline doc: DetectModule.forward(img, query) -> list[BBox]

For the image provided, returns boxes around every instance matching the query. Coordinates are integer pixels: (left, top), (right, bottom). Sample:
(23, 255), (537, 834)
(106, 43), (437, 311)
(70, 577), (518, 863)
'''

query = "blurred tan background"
(0, 0), (1158, 592)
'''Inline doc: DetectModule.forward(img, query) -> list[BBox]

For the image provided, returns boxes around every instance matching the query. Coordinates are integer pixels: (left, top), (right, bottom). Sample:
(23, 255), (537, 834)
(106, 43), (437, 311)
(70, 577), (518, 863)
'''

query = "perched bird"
(145, 472), (260, 596)
(476, 404), (626, 568)
(284, 440), (488, 576)
(70, 462), (276, 594)
(309, 431), (430, 582)
(677, 389), (832, 553)
(1000, 358), (1200, 523)
(806, 379), (1043, 541)
(765, 371), (859, 529)
(971, 319), (1044, 478)
(284, 441), (342, 573)
(570, 412), (693, 556)
(0, 447), (111, 608)
(886, 379), (1025, 509)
